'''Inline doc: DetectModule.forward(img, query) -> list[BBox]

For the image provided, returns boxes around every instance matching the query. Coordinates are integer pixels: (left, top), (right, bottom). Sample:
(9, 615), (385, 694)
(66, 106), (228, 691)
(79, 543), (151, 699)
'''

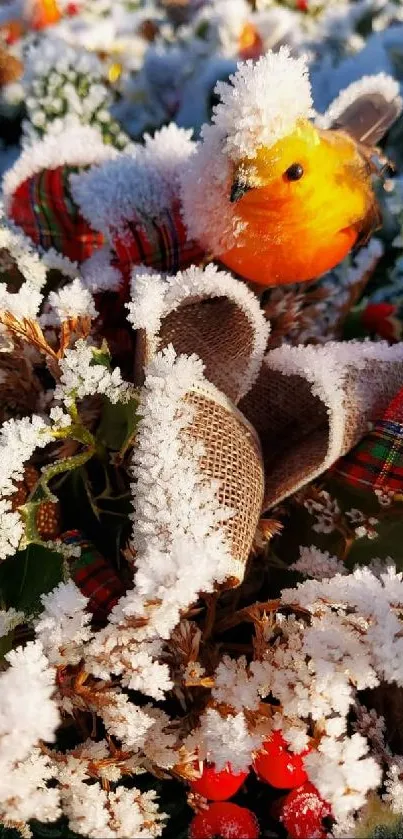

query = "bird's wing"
(353, 195), (383, 250)
(330, 91), (402, 147)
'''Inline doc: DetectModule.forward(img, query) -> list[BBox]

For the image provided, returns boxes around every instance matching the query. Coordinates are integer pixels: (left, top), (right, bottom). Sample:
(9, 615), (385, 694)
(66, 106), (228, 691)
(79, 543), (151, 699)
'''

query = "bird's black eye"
(285, 163), (304, 181)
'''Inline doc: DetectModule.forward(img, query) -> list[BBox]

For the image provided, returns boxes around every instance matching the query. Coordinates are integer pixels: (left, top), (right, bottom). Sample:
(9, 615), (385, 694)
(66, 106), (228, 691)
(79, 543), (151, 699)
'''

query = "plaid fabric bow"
(62, 530), (126, 622)
(112, 200), (205, 283)
(9, 165), (104, 263)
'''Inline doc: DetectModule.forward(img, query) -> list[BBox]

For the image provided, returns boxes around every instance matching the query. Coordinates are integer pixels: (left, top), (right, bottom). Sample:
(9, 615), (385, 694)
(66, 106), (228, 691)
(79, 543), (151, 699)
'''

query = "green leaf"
(30, 818), (81, 839)
(0, 630), (15, 660)
(0, 544), (65, 615)
(96, 398), (139, 454)
(0, 825), (22, 839)
(90, 342), (111, 370)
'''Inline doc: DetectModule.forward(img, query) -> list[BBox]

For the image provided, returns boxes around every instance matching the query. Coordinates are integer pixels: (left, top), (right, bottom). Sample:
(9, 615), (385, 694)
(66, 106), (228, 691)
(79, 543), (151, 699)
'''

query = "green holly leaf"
(96, 398), (139, 454)
(0, 544), (65, 615)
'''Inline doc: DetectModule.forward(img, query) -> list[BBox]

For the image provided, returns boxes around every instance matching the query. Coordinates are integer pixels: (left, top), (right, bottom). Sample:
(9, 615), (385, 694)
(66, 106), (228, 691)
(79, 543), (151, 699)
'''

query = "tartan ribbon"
(331, 386), (403, 496)
(62, 530), (126, 622)
(9, 165), (104, 263)
(112, 200), (205, 281)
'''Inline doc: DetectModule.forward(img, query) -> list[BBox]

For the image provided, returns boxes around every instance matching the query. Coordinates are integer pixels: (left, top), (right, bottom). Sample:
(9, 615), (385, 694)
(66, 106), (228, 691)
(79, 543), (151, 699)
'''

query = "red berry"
(189, 803), (259, 839)
(253, 731), (309, 789)
(362, 303), (398, 340)
(279, 782), (331, 839)
(296, 0), (309, 10)
(190, 763), (248, 801)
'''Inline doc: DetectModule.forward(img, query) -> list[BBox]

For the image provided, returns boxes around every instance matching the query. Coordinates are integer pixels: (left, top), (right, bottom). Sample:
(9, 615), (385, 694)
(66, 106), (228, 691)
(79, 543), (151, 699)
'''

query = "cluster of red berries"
(188, 731), (331, 839)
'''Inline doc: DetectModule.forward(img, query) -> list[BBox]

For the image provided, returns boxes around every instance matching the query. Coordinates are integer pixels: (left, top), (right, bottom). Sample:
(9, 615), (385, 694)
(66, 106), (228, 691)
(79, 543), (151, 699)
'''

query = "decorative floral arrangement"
(2, 3), (403, 839)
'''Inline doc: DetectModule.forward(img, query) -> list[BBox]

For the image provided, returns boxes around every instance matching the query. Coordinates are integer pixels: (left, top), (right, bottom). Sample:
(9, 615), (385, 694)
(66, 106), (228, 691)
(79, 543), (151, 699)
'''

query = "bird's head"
(180, 50), (401, 286)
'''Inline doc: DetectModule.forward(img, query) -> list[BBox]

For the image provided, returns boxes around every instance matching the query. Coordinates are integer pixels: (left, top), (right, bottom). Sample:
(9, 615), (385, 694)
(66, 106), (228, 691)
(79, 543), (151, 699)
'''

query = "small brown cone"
(24, 465), (40, 492)
(36, 501), (61, 540)
(10, 481), (28, 512)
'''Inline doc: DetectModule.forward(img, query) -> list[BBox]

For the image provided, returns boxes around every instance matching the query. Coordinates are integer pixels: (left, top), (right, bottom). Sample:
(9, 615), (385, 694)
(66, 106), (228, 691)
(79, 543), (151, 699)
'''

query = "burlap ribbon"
(131, 265), (270, 404)
(130, 267), (268, 584)
(240, 342), (403, 511)
(184, 384), (264, 587)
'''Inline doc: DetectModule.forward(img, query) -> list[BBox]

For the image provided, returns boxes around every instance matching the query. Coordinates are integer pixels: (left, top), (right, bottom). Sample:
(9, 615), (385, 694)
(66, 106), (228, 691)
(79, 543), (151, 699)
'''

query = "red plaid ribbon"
(62, 530), (126, 622)
(9, 166), (104, 263)
(331, 387), (403, 495)
(112, 200), (205, 282)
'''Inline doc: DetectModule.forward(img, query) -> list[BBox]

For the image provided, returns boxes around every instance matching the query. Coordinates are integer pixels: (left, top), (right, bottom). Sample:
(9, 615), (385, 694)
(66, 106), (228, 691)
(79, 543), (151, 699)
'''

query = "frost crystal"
(212, 48), (313, 162)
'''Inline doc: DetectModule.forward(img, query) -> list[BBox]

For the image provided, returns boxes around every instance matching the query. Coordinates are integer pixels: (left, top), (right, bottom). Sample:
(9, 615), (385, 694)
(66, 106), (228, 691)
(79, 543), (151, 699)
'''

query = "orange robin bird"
(180, 49), (402, 286)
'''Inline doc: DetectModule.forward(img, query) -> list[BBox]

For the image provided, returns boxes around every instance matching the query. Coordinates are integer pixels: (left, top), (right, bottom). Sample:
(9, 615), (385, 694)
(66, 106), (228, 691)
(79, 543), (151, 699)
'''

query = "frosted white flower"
(0, 416), (53, 559)
(0, 221), (48, 319)
(305, 734), (381, 820)
(195, 709), (263, 772)
(0, 641), (59, 754)
(49, 406), (72, 428)
(58, 756), (166, 838)
(35, 581), (92, 666)
(345, 509), (379, 540)
(0, 415), (52, 499)
(86, 347), (238, 700)
(54, 339), (134, 405)
(0, 748), (60, 826)
(291, 546), (347, 579)
(0, 222), (47, 290)
(127, 268), (166, 340)
(0, 641), (60, 827)
(96, 692), (156, 751)
(48, 278), (97, 322)
(384, 759), (403, 814)
(141, 706), (178, 771)
(0, 500), (24, 561)
(213, 656), (262, 711)
(0, 607), (24, 639)
(129, 346), (236, 632)
(304, 490), (340, 534)
(40, 248), (79, 280)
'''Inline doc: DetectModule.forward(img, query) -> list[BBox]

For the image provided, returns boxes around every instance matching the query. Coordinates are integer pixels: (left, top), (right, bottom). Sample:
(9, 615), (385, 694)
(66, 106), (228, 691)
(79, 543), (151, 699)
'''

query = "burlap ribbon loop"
(240, 341), (403, 511)
(131, 264), (270, 405)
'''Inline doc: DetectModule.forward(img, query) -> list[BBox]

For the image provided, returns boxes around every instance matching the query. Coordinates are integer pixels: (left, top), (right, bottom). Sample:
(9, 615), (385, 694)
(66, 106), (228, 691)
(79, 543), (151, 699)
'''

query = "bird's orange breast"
(219, 121), (376, 286)
(221, 221), (359, 286)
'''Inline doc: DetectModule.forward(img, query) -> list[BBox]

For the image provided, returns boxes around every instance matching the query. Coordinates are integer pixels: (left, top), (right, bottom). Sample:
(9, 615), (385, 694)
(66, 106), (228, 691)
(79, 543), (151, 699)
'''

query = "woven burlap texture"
(133, 270), (269, 405)
(184, 384), (265, 586)
(239, 343), (403, 511)
(159, 297), (257, 403)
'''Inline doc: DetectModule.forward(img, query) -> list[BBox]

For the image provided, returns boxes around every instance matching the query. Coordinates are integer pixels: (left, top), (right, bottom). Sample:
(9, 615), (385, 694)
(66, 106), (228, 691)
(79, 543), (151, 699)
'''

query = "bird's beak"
(230, 173), (252, 203)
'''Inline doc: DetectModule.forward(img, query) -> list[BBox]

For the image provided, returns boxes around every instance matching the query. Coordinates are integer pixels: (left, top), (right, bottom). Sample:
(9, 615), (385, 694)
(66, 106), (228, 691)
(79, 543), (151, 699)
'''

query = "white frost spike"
(47, 278), (97, 323)
(213, 47), (313, 162)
